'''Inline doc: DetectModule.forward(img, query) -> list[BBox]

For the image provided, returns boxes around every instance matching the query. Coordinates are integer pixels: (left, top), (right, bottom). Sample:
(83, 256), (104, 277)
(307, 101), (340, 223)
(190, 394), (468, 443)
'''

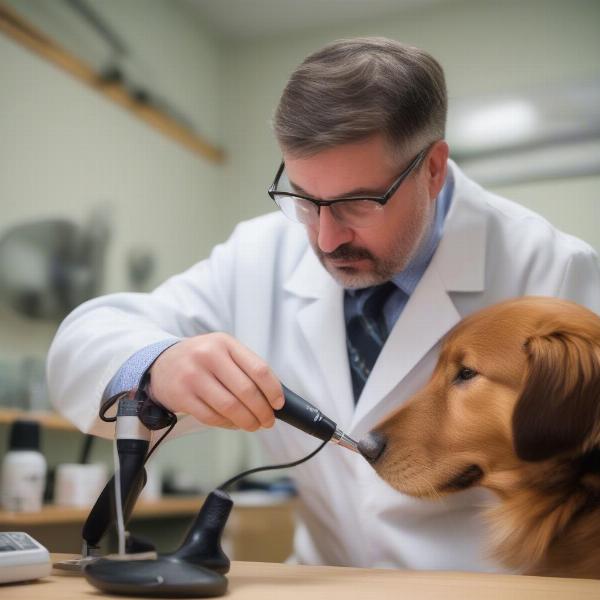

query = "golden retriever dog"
(358, 296), (600, 579)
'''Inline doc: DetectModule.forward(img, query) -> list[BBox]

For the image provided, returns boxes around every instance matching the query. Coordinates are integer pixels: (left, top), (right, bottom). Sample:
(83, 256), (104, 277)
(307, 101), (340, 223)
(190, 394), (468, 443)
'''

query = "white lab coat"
(47, 161), (600, 571)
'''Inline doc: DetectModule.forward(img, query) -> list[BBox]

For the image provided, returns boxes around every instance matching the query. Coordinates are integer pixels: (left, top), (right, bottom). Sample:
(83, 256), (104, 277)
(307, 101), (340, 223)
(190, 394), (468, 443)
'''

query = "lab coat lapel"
(284, 248), (355, 428)
(351, 264), (459, 429)
(351, 161), (488, 431)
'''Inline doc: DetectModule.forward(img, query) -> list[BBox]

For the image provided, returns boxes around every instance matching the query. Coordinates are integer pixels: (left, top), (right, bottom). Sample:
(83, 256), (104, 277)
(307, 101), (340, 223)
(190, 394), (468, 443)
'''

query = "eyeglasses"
(268, 145), (430, 229)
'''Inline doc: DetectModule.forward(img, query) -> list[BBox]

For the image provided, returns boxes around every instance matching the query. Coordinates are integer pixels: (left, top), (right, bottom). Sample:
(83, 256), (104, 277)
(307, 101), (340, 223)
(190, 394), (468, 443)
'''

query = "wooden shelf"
(0, 408), (78, 432)
(0, 1), (225, 163)
(0, 495), (295, 526)
(0, 496), (207, 526)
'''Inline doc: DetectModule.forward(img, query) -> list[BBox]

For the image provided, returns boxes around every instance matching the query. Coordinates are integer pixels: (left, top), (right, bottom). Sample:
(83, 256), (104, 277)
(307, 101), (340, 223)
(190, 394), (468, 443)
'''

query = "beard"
(309, 198), (434, 289)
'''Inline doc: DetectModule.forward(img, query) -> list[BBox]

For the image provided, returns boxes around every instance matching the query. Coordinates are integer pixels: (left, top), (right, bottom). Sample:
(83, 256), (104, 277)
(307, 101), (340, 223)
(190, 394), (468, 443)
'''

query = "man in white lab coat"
(47, 38), (600, 571)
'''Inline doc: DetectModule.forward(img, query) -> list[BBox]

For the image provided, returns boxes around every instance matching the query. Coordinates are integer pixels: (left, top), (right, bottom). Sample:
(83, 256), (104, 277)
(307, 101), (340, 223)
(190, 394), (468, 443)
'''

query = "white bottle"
(1, 421), (46, 512)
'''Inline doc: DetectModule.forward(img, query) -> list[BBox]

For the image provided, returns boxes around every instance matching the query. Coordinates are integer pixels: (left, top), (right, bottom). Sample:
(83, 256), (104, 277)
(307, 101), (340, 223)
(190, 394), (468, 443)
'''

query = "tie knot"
(348, 281), (398, 343)
(361, 281), (398, 322)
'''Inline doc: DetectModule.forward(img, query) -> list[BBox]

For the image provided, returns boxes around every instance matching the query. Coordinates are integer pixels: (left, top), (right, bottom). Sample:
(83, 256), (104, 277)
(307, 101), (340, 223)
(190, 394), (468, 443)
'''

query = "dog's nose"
(358, 432), (387, 463)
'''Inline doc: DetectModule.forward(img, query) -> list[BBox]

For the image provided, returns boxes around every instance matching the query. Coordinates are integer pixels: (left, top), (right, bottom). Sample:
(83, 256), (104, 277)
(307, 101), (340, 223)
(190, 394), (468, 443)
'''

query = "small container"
(1, 420), (47, 512)
(54, 463), (107, 507)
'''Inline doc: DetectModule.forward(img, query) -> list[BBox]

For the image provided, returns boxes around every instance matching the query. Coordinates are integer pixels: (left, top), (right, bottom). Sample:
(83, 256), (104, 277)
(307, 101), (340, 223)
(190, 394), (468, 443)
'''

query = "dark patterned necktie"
(346, 281), (398, 402)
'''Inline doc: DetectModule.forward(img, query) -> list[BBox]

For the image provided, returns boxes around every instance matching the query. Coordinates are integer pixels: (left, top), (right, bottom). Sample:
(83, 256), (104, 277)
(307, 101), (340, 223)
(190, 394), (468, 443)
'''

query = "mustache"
(319, 244), (374, 261)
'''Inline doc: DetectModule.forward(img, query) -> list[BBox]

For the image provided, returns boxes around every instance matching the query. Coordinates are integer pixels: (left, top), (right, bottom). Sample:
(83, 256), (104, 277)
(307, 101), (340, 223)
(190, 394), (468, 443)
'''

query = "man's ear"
(426, 140), (448, 199)
(512, 330), (600, 462)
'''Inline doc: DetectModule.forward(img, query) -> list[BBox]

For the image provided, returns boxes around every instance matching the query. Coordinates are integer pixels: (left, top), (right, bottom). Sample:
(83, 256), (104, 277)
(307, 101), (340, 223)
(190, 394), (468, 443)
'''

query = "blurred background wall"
(217, 0), (600, 242)
(0, 0), (599, 504)
(0, 0), (247, 503)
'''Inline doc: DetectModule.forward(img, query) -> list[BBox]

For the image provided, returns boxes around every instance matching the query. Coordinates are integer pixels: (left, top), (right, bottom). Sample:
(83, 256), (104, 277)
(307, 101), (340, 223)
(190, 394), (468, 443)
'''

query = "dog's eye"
(456, 367), (478, 382)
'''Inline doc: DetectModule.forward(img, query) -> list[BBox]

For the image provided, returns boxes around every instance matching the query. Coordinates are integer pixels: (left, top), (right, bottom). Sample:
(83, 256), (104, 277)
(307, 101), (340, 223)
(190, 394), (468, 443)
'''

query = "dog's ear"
(512, 330), (600, 461)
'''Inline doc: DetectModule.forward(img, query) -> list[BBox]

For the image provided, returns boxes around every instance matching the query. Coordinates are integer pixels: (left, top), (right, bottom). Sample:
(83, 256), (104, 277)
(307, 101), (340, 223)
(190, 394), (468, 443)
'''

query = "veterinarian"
(47, 37), (600, 572)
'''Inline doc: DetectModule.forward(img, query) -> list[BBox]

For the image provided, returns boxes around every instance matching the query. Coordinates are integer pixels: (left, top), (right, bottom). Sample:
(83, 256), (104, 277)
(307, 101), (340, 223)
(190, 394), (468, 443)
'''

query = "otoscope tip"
(331, 428), (360, 453)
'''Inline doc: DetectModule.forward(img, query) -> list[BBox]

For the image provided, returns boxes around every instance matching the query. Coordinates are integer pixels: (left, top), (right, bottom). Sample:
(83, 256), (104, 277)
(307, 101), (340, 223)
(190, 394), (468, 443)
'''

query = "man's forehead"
(285, 172), (390, 199)
(282, 137), (399, 198)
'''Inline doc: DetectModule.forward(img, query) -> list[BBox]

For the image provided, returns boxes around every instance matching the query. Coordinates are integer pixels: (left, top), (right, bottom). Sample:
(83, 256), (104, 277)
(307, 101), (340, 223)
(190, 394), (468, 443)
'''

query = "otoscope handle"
(275, 385), (337, 442)
(82, 439), (148, 548)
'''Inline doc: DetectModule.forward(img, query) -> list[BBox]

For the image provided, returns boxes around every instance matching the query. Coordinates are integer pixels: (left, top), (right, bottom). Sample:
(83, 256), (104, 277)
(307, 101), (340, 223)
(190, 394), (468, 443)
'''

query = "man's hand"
(148, 333), (284, 431)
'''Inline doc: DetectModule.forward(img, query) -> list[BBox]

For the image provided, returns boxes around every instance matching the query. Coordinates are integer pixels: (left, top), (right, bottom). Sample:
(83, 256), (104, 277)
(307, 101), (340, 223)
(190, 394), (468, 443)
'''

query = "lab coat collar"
(433, 160), (487, 294)
(283, 239), (332, 299)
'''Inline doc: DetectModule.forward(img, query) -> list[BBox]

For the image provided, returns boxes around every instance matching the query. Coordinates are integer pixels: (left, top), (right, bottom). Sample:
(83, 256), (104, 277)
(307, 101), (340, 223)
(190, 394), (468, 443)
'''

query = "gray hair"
(274, 37), (447, 159)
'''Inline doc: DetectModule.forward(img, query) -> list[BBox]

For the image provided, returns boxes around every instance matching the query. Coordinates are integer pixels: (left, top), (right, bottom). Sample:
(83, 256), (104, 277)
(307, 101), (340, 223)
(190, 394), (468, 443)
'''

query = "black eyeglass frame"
(267, 144), (431, 213)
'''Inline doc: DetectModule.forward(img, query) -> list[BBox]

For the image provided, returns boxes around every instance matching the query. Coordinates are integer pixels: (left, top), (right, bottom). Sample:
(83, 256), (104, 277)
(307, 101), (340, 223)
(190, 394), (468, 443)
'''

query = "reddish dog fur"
(365, 297), (600, 578)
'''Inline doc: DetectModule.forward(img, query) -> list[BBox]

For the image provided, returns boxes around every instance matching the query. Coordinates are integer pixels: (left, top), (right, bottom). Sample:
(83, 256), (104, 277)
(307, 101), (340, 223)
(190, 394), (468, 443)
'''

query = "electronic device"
(81, 381), (358, 557)
(78, 381), (360, 597)
(0, 531), (51, 584)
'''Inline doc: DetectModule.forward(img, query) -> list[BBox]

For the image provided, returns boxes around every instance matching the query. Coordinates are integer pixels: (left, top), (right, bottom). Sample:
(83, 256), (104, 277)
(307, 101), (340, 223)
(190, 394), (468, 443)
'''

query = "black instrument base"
(84, 556), (227, 598)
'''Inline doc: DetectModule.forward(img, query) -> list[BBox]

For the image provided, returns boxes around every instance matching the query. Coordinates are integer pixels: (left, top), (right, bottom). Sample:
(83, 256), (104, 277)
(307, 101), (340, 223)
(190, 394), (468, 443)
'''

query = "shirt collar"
(391, 171), (453, 296)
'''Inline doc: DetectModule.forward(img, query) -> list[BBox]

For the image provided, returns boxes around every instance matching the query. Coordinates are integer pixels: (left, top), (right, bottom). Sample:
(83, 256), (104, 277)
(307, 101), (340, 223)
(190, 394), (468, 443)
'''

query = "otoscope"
(275, 384), (359, 453)
(80, 382), (360, 597)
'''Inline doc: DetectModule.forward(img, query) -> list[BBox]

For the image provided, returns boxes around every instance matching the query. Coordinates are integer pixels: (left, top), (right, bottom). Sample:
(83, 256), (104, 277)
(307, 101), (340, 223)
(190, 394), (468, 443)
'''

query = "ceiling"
(180, 0), (447, 40)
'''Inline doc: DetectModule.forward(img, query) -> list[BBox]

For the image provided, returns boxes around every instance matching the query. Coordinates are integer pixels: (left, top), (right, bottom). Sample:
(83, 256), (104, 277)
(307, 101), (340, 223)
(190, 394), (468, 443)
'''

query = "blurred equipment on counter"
(0, 531), (51, 584)
(229, 475), (296, 499)
(162, 469), (204, 497)
(138, 462), (161, 502)
(1, 420), (46, 512)
(0, 208), (110, 320)
(55, 463), (107, 508)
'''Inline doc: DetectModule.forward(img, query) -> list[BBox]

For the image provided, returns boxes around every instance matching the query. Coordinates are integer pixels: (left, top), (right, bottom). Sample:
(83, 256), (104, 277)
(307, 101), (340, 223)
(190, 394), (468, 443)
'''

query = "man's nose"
(316, 207), (353, 253)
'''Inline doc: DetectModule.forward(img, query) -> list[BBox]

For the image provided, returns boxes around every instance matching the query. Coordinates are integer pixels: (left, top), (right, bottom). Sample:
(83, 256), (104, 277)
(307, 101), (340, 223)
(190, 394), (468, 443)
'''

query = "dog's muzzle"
(358, 432), (387, 463)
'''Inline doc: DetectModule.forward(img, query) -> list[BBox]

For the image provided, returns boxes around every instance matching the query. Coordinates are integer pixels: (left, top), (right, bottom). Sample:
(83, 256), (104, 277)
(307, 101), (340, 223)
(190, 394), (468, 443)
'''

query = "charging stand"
(84, 489), (233, 598)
